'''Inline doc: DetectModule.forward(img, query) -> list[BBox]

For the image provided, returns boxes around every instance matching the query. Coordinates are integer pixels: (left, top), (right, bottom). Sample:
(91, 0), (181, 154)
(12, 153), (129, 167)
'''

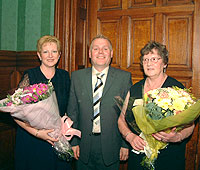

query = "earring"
(163, 67), (166, 73)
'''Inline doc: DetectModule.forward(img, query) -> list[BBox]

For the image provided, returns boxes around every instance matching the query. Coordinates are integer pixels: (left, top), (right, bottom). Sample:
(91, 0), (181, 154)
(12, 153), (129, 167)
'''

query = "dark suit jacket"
(67, 66), (132, 166)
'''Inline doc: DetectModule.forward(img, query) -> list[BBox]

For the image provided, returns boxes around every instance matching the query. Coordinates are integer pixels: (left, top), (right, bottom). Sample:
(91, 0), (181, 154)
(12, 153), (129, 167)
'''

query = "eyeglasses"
(143, 57), (162, 64)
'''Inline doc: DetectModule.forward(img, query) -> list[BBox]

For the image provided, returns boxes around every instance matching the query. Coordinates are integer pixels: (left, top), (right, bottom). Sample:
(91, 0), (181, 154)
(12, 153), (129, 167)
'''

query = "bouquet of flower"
(0, 81), (81, 161)
(132, 86), (200, 169)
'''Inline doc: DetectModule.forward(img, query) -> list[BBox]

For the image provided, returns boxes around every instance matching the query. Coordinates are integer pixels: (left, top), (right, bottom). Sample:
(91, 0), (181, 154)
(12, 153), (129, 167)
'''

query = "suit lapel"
(102, 67), (115, 97)
(84, 68), (93, 102)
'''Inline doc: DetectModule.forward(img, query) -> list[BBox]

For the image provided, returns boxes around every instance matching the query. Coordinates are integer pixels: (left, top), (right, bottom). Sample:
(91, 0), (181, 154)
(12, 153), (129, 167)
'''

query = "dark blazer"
(67, 66), (132, 166)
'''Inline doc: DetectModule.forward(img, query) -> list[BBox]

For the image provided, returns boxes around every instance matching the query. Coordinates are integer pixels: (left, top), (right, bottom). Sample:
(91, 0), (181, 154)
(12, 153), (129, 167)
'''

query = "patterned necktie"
(92, 73), (104, 133)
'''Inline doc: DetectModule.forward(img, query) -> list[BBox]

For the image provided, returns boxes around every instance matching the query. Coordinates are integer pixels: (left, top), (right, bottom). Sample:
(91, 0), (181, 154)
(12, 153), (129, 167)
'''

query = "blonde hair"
(37, 35), (61, 54)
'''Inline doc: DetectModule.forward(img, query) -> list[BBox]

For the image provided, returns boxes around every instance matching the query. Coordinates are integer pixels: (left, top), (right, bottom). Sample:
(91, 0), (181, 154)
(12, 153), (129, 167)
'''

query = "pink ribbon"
(61, 115), (81, 141)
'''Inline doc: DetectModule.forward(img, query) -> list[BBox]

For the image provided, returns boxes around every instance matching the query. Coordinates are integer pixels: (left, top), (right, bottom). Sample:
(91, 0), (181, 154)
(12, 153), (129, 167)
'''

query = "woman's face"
(142, 49), (167, 78)
(37, 42), (60, 68)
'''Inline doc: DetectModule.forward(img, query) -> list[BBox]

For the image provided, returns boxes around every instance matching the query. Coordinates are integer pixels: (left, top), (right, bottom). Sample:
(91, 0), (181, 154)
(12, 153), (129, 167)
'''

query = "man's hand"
(120, 147), (129, 161)
(72, 145), (80, 160)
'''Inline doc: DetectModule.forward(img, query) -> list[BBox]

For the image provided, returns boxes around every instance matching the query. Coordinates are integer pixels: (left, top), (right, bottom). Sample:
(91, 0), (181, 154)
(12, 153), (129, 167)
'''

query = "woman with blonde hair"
(15, 35), (71, 170)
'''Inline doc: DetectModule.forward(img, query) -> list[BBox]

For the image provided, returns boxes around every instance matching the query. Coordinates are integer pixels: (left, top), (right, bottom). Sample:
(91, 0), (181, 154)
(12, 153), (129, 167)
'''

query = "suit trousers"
(76, 133), (120, 170)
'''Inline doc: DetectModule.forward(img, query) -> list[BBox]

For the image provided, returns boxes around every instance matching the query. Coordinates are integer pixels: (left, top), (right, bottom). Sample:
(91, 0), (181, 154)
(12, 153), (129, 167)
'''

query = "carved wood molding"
(54, 0), (71, 72)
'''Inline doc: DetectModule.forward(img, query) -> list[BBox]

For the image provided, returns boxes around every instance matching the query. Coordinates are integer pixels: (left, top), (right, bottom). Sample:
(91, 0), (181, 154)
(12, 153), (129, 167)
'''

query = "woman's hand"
(126, 133), (146, 151)
(152, 127), (181, 142)
(35, 129), (59, 145)
(152, 123), (195, 143)
(14, 119), (58, 145)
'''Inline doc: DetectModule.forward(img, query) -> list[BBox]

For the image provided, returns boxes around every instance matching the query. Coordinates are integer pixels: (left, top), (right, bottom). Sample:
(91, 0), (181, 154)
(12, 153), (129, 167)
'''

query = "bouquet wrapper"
(0, 91), (81, 161)
(132, 99), (200, 134)
(132, 99), (200, 169)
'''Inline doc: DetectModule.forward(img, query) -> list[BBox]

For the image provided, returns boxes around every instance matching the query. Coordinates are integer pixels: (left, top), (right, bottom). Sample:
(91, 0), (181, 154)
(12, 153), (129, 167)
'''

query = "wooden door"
(54, 0), (200, 169)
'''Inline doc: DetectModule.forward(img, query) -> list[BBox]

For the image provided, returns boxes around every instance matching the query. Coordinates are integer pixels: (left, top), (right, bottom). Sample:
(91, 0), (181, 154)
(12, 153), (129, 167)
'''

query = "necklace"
(144, 74), (167, 93)
(40, 66), (55, 79)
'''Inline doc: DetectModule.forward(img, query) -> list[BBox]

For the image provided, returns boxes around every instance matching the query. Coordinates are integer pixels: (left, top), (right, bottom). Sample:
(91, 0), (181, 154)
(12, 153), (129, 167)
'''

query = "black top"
(127, 76), (189, 170)
(15, 66), (71, 170)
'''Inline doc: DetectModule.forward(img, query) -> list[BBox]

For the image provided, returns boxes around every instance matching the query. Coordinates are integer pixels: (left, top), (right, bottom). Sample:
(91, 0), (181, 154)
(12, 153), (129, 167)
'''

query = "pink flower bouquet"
(0, 82), (81, 161)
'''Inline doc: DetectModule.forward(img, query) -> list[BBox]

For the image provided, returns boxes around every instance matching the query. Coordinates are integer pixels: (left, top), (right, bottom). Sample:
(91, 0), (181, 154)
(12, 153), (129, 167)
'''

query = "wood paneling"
(163, 0), (193, 6)
(130, 0), (155, 7)
(99, 0), (122, 10)
(0, 51), (17, 170)
(98, 18), (121, 67)
(0, 113), (16, 170)
(54, 0), (88, 73)
(0, 50), (40, 170)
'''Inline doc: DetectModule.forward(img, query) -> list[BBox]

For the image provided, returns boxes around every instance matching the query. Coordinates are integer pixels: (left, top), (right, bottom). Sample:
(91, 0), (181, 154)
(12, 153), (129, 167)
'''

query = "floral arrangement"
(0, 81), (81, 161)
(144, 87), (195, 120)
(131, 86), (200, 170)
(0, 82), (53, 107)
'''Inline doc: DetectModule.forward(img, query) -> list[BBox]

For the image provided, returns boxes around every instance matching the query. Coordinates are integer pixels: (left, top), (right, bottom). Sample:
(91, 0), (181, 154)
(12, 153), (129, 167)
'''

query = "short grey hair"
(89, 34), (113, 51)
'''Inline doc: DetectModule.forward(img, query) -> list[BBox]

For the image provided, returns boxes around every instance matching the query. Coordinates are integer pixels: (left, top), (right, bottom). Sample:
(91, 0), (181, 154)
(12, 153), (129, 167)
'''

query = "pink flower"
(7, 102), (13, 106)
(21, 95), (33, 104)
(40, 84), (48, 94)
(32, 94), (39, 102)
(29, 84), (38, 93)
(36, 88), (43, 95)
(159, 91), (169, 99)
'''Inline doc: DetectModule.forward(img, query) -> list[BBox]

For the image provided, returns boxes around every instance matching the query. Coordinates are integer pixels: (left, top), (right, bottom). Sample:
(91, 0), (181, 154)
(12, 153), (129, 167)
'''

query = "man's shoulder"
(71, 67), (91, 76)
(110, 67), (131, 75)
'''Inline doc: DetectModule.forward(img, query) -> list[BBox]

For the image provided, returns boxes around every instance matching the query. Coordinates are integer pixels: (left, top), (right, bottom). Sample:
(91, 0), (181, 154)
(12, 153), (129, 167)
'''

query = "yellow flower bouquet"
(132, 86), (200, 169)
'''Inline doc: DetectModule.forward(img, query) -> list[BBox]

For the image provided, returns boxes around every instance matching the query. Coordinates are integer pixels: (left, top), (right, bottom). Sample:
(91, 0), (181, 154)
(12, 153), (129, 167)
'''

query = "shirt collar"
(92, 66), (109, 76)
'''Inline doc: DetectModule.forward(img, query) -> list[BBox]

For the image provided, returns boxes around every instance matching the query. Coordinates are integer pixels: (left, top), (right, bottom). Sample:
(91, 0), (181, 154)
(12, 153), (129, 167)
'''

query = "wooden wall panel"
(165, 15), (192, 67)
(0, 114), (16, 170)
(0, 50), (40, 170)
(75, 1), (87, 70)
(54, 0), (88, 73)
(99, 0), (122, 10)
(129, 0), (155, 7)
(164, 13), (193, 89)
(98, 19), (121, 67)
(131, 17), (154, 67)
(0, 51), (17, 99)
(163, 0), (193, 6)
(0, 51), (17, 170)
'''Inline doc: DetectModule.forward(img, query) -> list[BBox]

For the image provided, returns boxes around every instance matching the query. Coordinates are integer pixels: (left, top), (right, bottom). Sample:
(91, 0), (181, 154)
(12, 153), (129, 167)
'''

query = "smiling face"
(89, 38), (113, 72)
(143, 49), (167, 79)
(37, 42), (60, 69)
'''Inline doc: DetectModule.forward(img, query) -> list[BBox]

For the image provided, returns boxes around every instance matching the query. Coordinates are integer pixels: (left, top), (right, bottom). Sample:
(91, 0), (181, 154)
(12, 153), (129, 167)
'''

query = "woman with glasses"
(118, 41), (194, 170)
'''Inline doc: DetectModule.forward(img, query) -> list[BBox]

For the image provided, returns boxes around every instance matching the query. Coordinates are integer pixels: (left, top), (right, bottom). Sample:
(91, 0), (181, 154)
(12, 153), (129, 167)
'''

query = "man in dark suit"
(67, 34), (132, 170)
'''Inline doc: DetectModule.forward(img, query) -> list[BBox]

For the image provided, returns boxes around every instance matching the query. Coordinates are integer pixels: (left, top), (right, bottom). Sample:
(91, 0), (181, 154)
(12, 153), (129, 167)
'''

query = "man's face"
(89, 38), (113, 71)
